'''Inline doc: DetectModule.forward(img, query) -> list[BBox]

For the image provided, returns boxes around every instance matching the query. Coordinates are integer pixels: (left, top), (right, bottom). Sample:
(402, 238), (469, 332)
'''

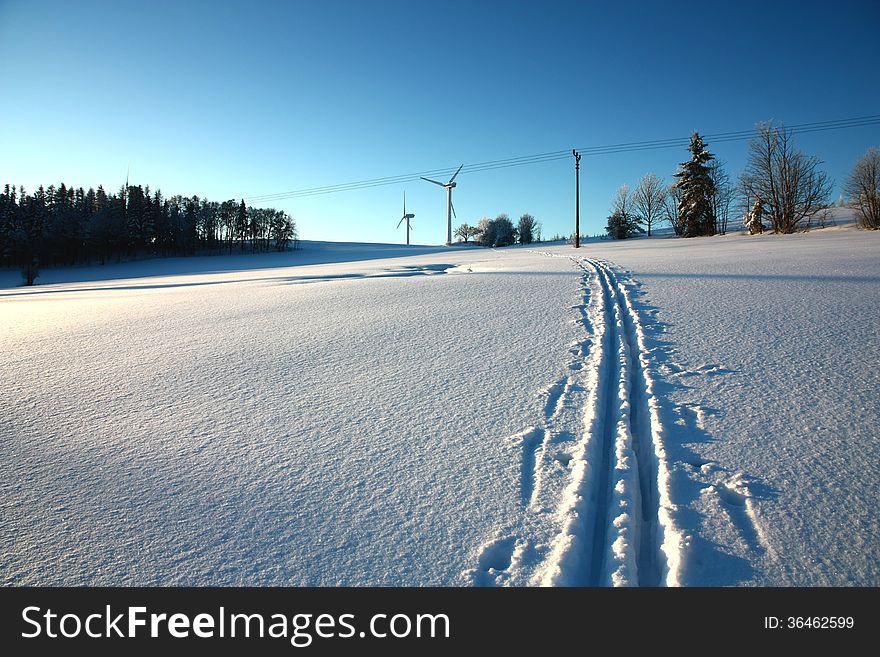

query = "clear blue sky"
(1, 0), (878, 243)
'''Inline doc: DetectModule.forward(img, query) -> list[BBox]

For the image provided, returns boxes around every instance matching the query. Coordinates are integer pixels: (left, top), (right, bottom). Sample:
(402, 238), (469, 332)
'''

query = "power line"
(244, 115), (879, 202)
(245, 116), (880, 203)
(243, 114), (880, 203)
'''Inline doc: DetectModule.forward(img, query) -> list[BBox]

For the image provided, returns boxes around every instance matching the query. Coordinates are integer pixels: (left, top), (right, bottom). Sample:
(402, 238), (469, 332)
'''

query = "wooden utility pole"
(573, 149), (581, 248)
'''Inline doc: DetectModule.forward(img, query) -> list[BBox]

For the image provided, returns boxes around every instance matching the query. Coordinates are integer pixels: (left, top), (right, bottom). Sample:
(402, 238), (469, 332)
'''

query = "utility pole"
(573, 149), (581, 248)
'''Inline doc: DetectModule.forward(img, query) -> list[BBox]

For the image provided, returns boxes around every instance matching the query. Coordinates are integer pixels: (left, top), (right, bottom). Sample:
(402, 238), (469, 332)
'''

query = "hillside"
(2, 220), (877, 586)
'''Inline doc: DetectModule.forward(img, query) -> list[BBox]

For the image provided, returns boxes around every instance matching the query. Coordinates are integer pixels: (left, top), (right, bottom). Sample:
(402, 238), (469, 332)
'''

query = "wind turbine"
(421, 164), (463, 246)
(397, 192), (415, 245)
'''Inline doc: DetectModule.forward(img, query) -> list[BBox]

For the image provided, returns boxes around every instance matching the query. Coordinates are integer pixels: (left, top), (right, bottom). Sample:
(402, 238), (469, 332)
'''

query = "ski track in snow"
(468, 256), (686, 587)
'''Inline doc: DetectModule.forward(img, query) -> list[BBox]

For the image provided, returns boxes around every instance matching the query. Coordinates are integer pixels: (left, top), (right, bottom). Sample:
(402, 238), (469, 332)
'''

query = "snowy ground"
(2, 218), (878, 586)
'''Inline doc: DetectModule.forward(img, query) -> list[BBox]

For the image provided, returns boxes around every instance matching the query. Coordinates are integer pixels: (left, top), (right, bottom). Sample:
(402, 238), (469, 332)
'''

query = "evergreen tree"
(72, 187), (89, 263)
(44, 184), (64, 265)
(746, 194), (765, 235)
(2, 180), (298, 278)
(166, 196), (183, 252)
(153, 191), (172, 255)
(236, 200), (248, 251)
(220, 199), (236, 253)
(673, 132), (716, 237)
(605, 210), (644, 239)
(88, 186), (111, 264)
(16, 191), (44, 284)
(517, 213), (537, 244)
(183, 197), (199, 255)
(126, 184), (147, 252)
(0, 185), (18, 266)
(95, 185), (107, 212)
(112, 188), (130, 257)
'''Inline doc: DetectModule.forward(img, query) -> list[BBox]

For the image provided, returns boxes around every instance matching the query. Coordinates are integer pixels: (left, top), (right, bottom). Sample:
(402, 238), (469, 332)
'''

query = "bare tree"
(708, 160), (734, 235)
(611, 184), (634, 218)
(740, 122), (832, 233)
(662, 184), (685, 236)
(843, 147), (880, 229)
(632, 173), (666, 237)
(455, 223), (473, 242)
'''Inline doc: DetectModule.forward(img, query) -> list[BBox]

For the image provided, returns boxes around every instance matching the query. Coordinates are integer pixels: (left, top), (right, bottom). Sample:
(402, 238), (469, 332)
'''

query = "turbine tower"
(397, 192), (415, 245)
(421, 164), (463, 246)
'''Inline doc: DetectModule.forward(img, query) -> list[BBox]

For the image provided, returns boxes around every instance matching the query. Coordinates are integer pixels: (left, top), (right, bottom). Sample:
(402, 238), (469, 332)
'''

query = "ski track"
(468, 255), (684, 587)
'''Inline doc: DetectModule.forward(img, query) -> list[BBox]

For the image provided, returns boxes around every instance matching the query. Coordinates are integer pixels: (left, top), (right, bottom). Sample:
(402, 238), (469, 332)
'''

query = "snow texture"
(2, 216), (878, 586)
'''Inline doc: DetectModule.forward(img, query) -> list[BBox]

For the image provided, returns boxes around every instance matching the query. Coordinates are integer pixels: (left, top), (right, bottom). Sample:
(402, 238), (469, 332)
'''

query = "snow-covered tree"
(517, 213), (537, 244)
(673, 132), (716, 237)
(745, 194), (765, 235)
(477, 214), (517, 247)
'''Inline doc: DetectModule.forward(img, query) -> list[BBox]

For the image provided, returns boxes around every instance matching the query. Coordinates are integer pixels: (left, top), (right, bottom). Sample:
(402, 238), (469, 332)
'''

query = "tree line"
(454, 213), (541, 247)
(0, 183), (297, 284)
(605, 122), (879, 240)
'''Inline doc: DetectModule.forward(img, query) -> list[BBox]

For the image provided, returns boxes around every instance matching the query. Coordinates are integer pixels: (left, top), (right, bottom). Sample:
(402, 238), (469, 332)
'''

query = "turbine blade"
(451, 200), (456, 219)
(448, 164), (464, 184)
(397, 216), (404, 228)
(421, 177), (446, 187)
(403, 191), (406, 216)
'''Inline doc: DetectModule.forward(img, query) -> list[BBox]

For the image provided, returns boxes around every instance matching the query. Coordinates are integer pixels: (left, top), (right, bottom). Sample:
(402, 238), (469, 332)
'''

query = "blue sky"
(1, 0), (878, 243)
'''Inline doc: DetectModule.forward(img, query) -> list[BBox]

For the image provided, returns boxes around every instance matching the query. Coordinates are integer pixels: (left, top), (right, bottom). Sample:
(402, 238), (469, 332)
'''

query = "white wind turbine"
(421, 164), (463, 246)
(397, 192), (415, 245)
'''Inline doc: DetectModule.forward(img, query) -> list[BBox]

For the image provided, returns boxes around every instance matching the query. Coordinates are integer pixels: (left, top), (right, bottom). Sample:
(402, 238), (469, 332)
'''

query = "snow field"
(1, 245), (578, 585)
(3, 218), (878, 586)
